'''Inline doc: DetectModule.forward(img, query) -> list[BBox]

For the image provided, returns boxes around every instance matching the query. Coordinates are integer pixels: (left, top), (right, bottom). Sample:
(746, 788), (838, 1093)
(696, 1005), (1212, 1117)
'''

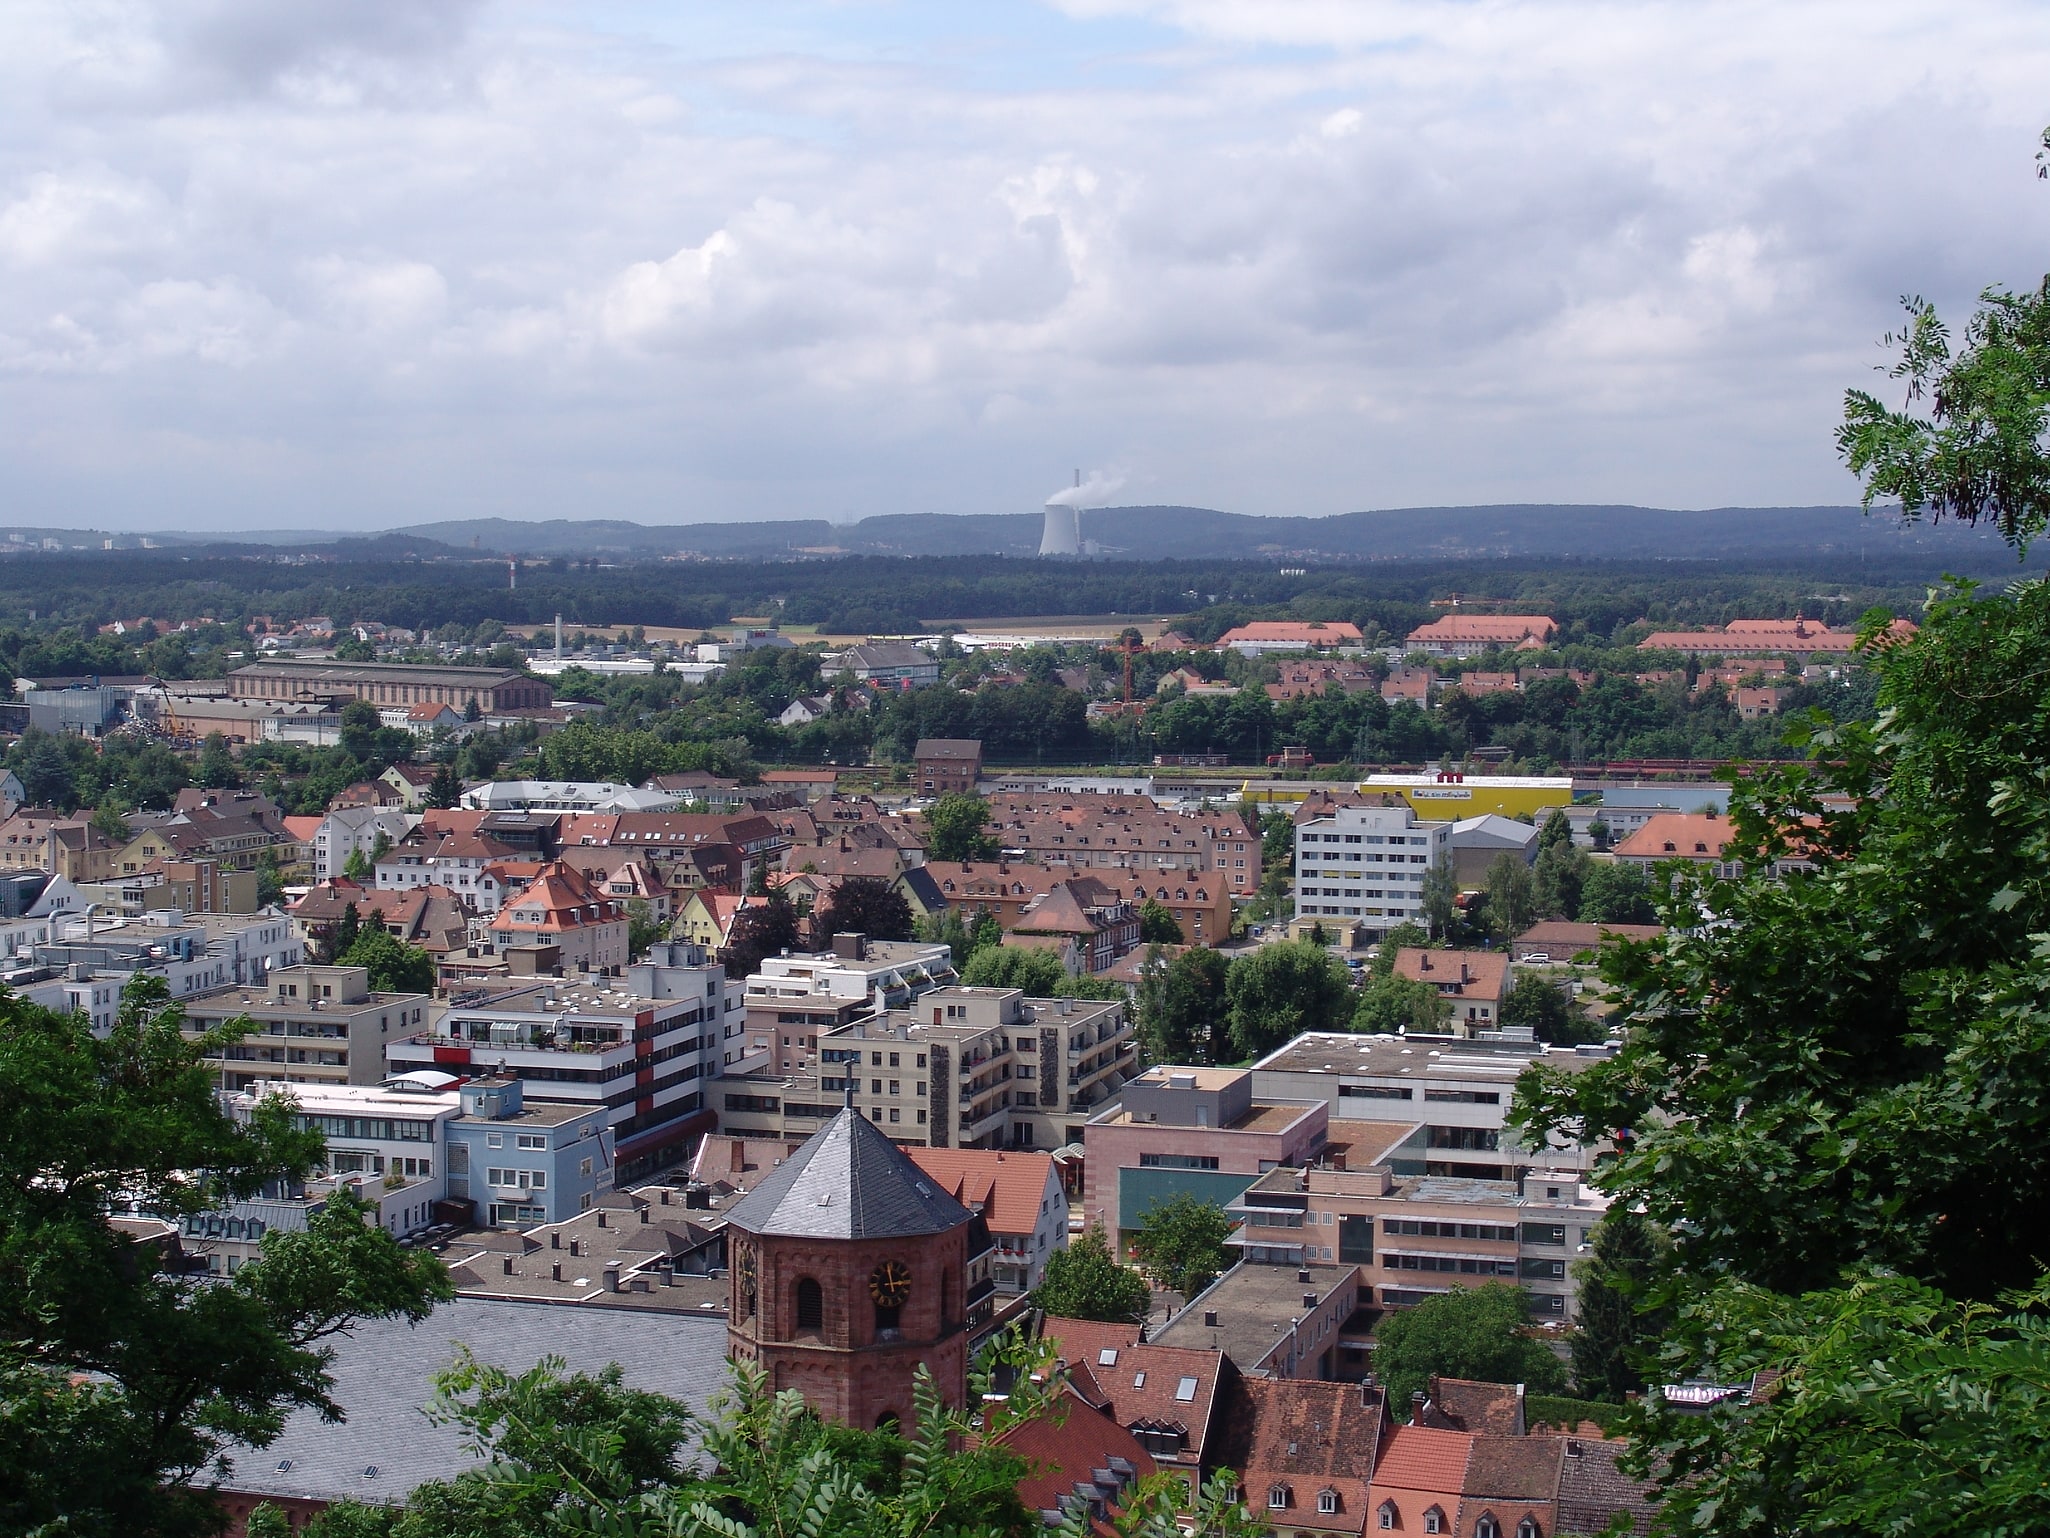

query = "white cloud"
(0, 0), (2045, 528)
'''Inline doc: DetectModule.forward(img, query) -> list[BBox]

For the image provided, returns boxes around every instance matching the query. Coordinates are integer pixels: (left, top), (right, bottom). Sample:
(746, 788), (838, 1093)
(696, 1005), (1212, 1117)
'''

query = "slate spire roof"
(723, 1106), (975, 1240)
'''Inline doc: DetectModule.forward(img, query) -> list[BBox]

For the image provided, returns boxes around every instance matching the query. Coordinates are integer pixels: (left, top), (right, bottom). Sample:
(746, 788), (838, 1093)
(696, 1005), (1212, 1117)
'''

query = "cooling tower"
(1039, 502), (1081, 556)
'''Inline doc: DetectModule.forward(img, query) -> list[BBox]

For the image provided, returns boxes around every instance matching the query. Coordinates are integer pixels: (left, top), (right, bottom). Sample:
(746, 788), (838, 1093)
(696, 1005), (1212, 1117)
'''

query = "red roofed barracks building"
(227, 661), (552, 713)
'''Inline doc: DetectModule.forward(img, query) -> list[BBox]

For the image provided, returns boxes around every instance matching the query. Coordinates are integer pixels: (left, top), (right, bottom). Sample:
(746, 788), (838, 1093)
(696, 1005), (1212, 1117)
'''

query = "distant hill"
(378, 503), (2019, 564)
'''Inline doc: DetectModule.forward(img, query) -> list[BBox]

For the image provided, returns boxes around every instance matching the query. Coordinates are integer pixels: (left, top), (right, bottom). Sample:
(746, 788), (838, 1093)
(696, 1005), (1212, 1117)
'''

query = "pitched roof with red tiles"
(904, 1147), (1057, 1238)
(1226, 1378), (1384, 1534)
(418, 807), (489, 836)
(1426, 1379), (1525, 1436)
(996, 1386), (1156, 1534)
(1393, 947), (1509, 1004)
(1039, 1317), (1225, 1467)
(1458, 1436), (1563, 1538)
(1365, 1424), (1472, 1536)
(1217, 621), (1365, 645)
(1553, 1438), (1655, 1536)
(1613, 812), (1732, 862)
(282, 815), (323, 846)
(489, 861), (624, 934)
(1406, 615), (1557, 645)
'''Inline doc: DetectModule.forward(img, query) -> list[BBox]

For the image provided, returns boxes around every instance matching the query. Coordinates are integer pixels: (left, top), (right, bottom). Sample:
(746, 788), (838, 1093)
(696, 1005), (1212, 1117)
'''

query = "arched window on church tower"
(795, 1277), (824, 1333)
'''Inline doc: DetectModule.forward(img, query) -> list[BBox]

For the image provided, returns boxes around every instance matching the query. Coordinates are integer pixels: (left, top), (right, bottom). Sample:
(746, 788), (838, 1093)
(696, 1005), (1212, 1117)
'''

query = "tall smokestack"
(508, 557), (517, 591)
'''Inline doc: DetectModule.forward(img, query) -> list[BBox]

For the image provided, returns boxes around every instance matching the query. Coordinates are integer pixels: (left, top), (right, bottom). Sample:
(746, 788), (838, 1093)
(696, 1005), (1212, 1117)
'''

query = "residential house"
(1392, 948), (1510, 1033)
(1008, 878), (1142, 974)
(379, 762), (441, 807)
(997, 1386), (1157, 1532)
(376, 824), (523, 912)
(906, 1146), (1068, 1294)
(386, 943), (729, 1184)
(1220, 1376), (1384, 1535)
(1293, 803), (1452, 931)
(487, 861), (631, 976)
(913, 737), (983, 795)
(314, 804), (416, 882)
(1039, 1317), (1227, 1506)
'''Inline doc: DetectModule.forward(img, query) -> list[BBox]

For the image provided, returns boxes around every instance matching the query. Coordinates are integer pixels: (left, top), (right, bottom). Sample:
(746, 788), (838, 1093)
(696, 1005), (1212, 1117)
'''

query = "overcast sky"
(2, 0), (2046, 532)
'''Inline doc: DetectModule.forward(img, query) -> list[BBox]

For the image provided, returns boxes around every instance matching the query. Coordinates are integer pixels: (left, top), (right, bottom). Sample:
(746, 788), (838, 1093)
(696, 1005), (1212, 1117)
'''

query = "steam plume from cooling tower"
(1039, 470), (1124, 556)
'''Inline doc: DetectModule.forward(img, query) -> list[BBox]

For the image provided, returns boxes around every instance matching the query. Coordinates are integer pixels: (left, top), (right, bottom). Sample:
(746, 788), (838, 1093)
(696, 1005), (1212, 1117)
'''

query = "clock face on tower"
(868, 1258), (912, 1309)
(737, 1247), (756, 1296)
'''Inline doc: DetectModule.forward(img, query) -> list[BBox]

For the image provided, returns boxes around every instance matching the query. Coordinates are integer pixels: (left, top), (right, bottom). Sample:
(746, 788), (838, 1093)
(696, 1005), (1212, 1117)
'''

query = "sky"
(1, 0), (2046, 533)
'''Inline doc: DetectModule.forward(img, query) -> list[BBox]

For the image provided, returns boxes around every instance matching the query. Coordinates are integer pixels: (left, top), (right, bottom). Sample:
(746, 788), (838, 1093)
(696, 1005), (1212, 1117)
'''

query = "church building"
(724, 1103), (991, 1429)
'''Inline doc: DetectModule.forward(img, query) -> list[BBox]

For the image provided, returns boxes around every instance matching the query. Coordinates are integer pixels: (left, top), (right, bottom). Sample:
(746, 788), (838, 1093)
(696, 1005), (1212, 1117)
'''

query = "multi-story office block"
(1291, 803), (1451, 930)
(387, 942), (725, 1185)
(183, 964), (431, 1091)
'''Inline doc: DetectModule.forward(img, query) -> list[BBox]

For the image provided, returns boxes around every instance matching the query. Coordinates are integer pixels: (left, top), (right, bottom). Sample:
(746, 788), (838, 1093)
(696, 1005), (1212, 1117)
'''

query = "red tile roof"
(905, 1148), (1056, 1237)
(996, 1386), (1155, 1534)
(1232, 1378), (1385, 1534)
(1039, 1317), (1225, 1466)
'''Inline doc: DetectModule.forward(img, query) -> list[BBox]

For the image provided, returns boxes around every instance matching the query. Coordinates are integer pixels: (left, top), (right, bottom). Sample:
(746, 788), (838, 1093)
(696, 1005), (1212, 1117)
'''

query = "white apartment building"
(13, 909), (304, 1034)
(735, 936), (957, 1076)
(175, 1077), (463, 1273)
(1292, 803), (1451, 930)
(314, 805), (417, 881)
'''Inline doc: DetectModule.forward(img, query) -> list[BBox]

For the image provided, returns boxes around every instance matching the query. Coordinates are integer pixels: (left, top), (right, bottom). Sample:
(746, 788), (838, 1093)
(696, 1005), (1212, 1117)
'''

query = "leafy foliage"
(0, 977), (449, 1538)
(1569, 1208), (1666, 1401)
(722, 894), (800, 981)
(1371, 1284), (1568, 1415)
(1137, 900), (1185, 946)
(1352, 972), (1451, 1034)
(1223, 940), (1354, 1060)
(1130, 1192), (1236, 1299)
(1032, 1227), (1152, 1323)
(817, 876), (915, 943)
(1839, 274), (2050, 549)
(338, 925), (437, 995)
(1573, 861), (1657, 925)
(1135, 944), (1231, 1065)
(926, 794), (1000, 861)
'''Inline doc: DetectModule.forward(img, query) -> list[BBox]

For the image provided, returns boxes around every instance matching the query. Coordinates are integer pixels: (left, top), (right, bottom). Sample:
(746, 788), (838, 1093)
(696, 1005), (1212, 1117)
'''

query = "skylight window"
(1175, 1377), (1198, 1402)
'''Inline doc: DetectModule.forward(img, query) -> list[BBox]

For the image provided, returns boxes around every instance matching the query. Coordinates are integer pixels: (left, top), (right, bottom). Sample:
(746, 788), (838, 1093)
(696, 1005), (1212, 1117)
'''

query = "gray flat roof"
(214, 1295), (726, 1505)
(1251, 1032), (1613, 1080)
(1150, 1260), (1356, 1373)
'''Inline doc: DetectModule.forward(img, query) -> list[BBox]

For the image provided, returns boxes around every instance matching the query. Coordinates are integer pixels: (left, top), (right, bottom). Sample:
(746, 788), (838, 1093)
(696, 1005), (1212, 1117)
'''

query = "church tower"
(725, 1106), (984, 1429)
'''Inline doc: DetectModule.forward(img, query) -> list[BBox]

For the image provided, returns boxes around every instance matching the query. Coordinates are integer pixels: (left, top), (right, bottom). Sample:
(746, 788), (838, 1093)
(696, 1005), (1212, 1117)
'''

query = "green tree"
(89, 798), (132, 843)
(1130, 1192), (1236, 1299)
(17, 729), (74, 808)
(926, 794), (1000, 861)
(1497, 973), (1589, 1045)
(1531, 838), (1589, 921)
(0, 976), (450, 1538)
(1351, 973), (1450, 1034)
(329, 901), (362, 964)
(1032, 1226), (1151, 1323)
(817, 875), (915, 943)
(339, 925), (437, 994)
(1574, 861), (1656, 925)
(625, 900), (667, 961)
(1135, 945), (1230, 1064)
(341, 845), (373, 882)
(1418, 860), (1459, 938)
(333, 635), (377, 663)
(969, 910), (1003, 956)
(1537, 809), (1574, 853)
(1137, 899), (1185, 946)
(1569, 1208), (1666, 1402)
(426, 759), (463, 810)
(1223, 940), (1354, 1060)
(961, 944), (1067, 997)
(1480, 852), (1535, 940)
(197, 730), (240, 789)
(339, 699), (383, 762)
(1371, 1284), (1567, 1415)
(1370, 922), (1429, 977)
(722, 893), (800, 980)
(254, 846), (285, 906)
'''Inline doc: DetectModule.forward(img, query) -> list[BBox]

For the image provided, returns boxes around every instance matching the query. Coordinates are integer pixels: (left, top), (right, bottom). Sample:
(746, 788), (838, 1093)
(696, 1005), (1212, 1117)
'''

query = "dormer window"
(1379, 1501), (1398, 1530)
(1268, 1485), (1291, 1511)
(1516, 1523), (1541, 1538)
(1318, 1490), (1340, 1515)
(1475, 1516), (1500, 1538)
(1423, 1508), (1444, 1534)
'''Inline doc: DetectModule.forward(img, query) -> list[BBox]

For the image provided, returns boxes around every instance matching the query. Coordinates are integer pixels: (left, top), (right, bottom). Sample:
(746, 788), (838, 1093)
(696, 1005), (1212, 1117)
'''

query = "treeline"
(0, 546), (1975, 636)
